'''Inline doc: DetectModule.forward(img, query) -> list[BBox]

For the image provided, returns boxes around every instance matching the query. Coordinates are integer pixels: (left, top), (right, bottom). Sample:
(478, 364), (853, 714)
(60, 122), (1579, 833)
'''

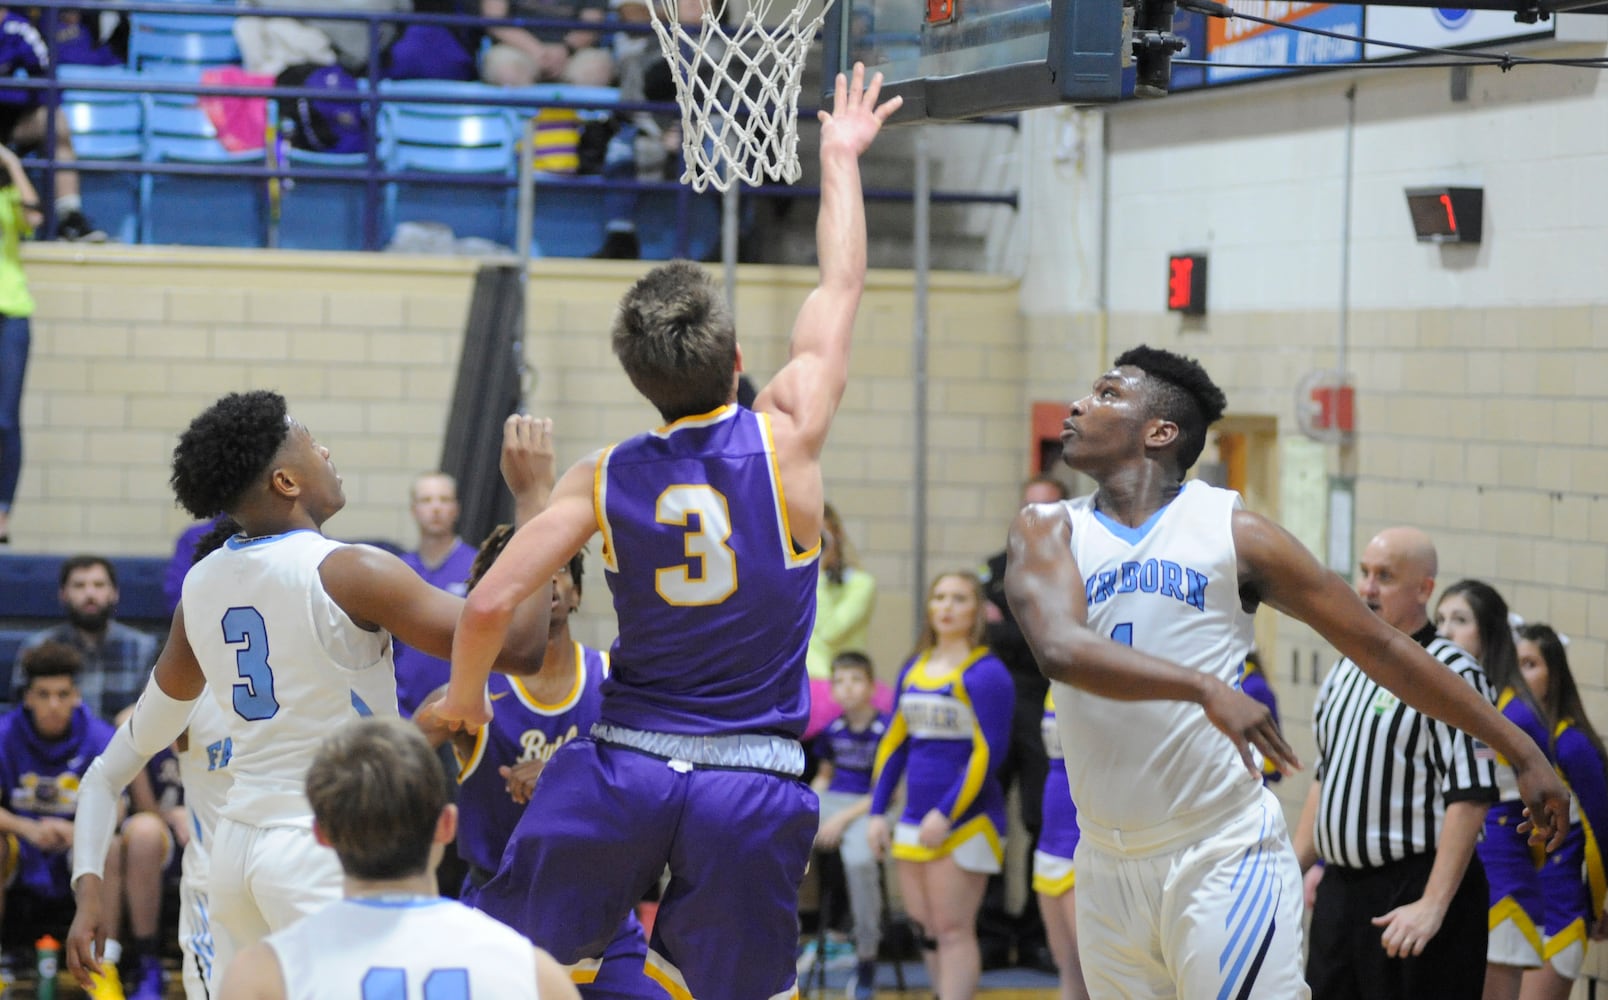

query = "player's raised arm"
(1004, 502), (1299, 776)
(437, 455), (602, 732)
(1233, 508), (1569, 849)
(752, 63), (901, 457)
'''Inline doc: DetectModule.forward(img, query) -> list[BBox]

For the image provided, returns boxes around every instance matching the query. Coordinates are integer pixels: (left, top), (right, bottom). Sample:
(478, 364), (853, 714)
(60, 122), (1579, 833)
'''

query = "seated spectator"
(46, 9), (126, 67)
(237, 0), (411, 75)
(0, 642), (123, 994)
(0, 8), (103, 240)
(379, 0), (481, 81)
(481, 0), (613, 87)
(10, 555), (160, 721)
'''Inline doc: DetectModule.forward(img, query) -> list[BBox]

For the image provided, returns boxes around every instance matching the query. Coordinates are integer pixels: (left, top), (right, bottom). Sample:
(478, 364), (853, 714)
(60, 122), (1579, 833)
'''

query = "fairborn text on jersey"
(1083, 558), (1209, 611)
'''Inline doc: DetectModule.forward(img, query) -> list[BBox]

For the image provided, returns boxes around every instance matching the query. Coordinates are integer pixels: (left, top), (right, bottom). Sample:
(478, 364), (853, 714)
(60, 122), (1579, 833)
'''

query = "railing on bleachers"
(14, 0), (1017, 259)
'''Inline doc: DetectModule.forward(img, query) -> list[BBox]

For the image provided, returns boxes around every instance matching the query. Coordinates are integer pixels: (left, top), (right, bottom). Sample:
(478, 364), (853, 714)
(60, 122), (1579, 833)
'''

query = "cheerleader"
(867, 570), (1014, 1000)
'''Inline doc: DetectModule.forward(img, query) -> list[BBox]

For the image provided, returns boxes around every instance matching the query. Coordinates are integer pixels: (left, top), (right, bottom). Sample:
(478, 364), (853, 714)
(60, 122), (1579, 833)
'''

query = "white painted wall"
(1019, 36), (1608, 315)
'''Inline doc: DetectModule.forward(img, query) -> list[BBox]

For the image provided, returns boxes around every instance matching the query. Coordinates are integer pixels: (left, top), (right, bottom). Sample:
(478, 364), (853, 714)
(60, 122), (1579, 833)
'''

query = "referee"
(1294, 526), (1498, 999)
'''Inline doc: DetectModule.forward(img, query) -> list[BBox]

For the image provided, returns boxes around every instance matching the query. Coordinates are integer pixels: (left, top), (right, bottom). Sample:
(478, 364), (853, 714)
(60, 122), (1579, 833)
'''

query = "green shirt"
(0, 187), (35, 318)
(807, 568), (877, 679)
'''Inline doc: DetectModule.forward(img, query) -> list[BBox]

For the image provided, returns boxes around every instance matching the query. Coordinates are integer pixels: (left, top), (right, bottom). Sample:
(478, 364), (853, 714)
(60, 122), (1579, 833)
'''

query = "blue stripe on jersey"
(1091, 504), (1172, 545)
(351, 691), (374, 716)
(1218, 809), (1280, 1000)
(597, 405), (817, 738)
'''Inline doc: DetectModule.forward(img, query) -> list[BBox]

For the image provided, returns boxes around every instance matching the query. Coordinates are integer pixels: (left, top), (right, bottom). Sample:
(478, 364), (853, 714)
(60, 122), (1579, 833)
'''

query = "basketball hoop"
(644, 0), (835, 192)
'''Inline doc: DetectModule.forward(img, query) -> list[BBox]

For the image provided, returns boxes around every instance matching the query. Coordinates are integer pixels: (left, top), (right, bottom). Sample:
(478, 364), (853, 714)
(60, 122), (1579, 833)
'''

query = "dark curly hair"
(171, 391), (290, 519)
(466, 523), (584, 594)
(1114, 345), (1227, 473)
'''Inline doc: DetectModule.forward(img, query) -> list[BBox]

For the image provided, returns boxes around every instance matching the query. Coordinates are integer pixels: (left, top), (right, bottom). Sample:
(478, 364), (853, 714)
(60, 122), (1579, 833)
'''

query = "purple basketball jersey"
(394, 539), (479, 716)
(594, 405), (818, 738)
(456, 643), (608, 876)
(814, 713), (889, 796)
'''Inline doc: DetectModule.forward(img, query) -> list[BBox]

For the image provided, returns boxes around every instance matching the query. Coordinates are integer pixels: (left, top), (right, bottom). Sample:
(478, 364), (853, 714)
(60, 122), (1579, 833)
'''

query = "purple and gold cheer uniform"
(1541, 717), (1608, 979)
(870, 647), (1014, 873)
(1478, 686), (1554, 967)
(1033, 691), (1079, 895)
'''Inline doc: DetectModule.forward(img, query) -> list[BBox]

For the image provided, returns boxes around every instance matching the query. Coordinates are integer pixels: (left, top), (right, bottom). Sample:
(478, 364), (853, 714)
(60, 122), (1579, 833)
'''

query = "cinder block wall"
(12, 244), (1028, 679)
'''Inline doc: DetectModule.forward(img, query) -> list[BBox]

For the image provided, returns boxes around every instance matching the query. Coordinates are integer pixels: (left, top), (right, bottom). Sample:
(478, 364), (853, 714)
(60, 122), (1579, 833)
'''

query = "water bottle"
(35, 934), (59, 1000)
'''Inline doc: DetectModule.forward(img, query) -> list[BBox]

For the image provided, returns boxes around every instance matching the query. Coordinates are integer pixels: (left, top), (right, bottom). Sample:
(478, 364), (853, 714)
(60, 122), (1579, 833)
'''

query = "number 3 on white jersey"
(655, 485), (737, 606)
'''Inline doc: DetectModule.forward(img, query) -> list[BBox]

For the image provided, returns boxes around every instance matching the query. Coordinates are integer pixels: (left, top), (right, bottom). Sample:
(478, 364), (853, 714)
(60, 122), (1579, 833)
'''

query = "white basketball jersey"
(1053, 480), (1260, 844)
(182, 530), (397, 828)
(174, 694), (234, 891)
(267, 897), (541, 1000)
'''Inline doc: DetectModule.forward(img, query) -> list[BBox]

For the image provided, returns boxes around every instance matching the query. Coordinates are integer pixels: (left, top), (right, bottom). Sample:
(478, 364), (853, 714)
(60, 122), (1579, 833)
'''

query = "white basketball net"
(645, 0), (835, 192)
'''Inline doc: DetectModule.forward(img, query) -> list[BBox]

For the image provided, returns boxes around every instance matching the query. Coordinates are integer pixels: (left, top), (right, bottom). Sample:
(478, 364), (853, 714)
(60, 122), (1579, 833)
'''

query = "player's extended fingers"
(849, 61), (866, 105)
(875, 93), (904, 122)
(1256, 723), (1301, 774)
(862, 69), (883, 111)
(834, 69), (848, 114)
(1232, 735), (1257, 777)
(66, 934), (100, 987)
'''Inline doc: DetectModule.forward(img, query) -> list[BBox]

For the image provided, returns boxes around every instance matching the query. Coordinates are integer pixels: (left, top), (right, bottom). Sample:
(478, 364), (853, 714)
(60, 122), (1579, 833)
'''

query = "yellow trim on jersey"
(899, 646), (994, 823)
(0, 832), (18, 888)
(755, 411), (821, 567)
(512, 645), (586, 714)
(891, 813), (1004, 864)
(871, 706), (909, 790)
(651, 403), (738, 438)
(1494, 688), (1517, 767)
(455, 724), (490, 784)
(1552, 717), (1607, 919)
(1032, 862), (1076, 897)
(594, 445), (619, 573)
(1044, 690), (1055, 712)
(1488, 896), (1544, 957)
(644, 950), (696, 1000)
(567, 957), (602, 984)
(1543, 918), (1587, 961)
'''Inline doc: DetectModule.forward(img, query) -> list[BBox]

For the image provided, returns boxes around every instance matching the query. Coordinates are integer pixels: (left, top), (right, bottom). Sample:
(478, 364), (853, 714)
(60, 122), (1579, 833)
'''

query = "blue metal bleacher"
(128, 13), (242, 72)
(59, 65), (145, 244)
(379, 81), (520, 247)
(141, 67), (267, 247)
(276, 146), (368, 252)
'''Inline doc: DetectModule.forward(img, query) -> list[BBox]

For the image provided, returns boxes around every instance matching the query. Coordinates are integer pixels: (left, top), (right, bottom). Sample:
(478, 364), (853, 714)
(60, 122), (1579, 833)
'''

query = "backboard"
(822, 0), (1129, 121)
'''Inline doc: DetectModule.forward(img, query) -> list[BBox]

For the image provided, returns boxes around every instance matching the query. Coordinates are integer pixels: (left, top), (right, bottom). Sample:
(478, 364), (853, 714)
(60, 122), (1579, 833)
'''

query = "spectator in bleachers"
(237, 0), (411, 75)
(394, 471), (478, 718)
(46, 9), (127, 67)
(0, 7), (104, 240)
(0, 141), (41, 548)
(10, 555), (159, 721)
(480, 0), (613, 86)
(0, 642), (124, 996)
(379, 0), (481, 81)
(590, 0), (697, 258)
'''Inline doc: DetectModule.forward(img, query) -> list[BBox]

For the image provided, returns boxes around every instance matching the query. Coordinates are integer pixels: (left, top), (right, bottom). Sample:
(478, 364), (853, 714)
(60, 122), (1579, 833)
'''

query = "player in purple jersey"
(437, 65), (901, 1000)
(810, 651), (890, 999)
(1434, 579), (1554, 999)
(868, 571), (1014, 1000)
(1515, 625), (1608, 1000)
(415, 526), (656, 1000)
(394, 472), (480, 717)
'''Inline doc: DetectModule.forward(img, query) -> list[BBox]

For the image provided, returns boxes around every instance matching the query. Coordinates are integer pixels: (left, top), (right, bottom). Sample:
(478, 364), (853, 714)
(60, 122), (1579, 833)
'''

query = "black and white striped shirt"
(1312, 623), (1499, 870)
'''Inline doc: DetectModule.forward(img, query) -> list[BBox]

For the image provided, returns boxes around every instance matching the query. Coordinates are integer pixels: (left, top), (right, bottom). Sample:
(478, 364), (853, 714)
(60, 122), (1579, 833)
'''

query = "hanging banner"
(1362, 7), (1553, 60)
(1204, 1), (1365, 83)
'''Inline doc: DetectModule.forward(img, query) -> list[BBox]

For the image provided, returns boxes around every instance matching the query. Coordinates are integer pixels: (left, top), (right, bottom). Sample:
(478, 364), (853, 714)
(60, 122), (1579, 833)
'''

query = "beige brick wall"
(20, 244), (1606, 764)
(11, 245), (1025, 681)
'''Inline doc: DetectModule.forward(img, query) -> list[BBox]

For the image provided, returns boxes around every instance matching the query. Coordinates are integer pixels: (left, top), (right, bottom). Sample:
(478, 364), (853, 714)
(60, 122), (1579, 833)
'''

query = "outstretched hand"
(1201, 679), (1301, 778)
(818, 62), (902, 157)
(501, 414), (557, 504)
